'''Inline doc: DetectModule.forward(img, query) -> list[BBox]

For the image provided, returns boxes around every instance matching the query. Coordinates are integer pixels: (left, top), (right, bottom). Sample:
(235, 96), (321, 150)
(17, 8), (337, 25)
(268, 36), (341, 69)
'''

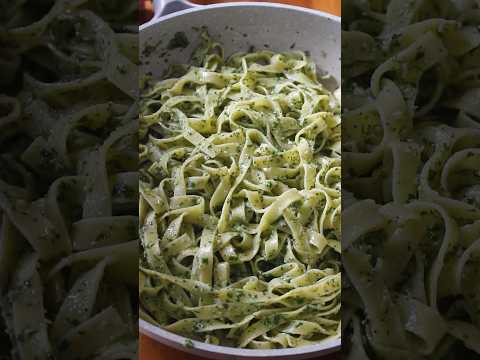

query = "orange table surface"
(188, 0), (340, 15)
(140, 1), (341, 359)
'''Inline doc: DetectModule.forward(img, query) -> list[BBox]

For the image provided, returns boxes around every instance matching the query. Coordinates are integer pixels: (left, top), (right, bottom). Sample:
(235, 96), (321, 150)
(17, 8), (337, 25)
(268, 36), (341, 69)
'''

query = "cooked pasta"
(343, 0), (480, 358)
(139, 33), (341, 348)
(0, 0), (138, 359)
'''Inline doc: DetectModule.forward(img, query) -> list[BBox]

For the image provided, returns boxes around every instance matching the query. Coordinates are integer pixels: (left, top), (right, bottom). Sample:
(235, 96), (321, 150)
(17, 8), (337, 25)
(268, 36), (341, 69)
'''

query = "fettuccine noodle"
(140, 33), (341, 348)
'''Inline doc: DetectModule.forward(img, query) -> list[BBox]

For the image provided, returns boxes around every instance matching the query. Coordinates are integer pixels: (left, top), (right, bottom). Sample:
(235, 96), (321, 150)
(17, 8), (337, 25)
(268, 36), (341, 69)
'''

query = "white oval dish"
(140, 3), (340, 359)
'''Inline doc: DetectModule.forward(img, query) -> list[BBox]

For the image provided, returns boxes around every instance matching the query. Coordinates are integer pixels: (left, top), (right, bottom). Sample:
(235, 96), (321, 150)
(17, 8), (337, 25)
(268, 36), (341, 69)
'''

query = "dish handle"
(153, 0), (201, 18)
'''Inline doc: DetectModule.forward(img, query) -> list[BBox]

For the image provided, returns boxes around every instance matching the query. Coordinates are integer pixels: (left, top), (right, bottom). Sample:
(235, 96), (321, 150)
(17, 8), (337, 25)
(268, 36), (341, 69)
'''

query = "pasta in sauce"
(139, 33), (341, 348)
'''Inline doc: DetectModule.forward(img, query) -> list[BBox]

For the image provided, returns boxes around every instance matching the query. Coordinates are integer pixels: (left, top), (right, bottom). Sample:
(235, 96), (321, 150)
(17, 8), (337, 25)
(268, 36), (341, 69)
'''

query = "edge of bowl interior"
(140, 319), (341, 359)
(139, 3), (341, 358)
(140, 2), (340, 88)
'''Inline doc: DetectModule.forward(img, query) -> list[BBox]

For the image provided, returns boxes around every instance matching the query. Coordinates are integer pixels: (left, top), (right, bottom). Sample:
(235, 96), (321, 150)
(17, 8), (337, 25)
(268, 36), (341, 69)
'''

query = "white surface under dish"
(140, 3), (340, 359)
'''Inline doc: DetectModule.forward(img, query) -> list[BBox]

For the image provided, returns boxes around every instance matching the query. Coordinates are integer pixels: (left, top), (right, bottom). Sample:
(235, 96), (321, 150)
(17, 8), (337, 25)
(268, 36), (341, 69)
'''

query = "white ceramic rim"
(140, 2), (340, 31)
(141, 319), (340, 357)
(139, 2), (341, 357)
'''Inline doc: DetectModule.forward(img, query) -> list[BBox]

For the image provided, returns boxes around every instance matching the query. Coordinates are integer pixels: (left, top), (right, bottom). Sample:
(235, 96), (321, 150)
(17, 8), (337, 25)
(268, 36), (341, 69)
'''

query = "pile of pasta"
(139, 33), (341, 348)
(0, 0), (138, 359)
(343, 0), (480, 358)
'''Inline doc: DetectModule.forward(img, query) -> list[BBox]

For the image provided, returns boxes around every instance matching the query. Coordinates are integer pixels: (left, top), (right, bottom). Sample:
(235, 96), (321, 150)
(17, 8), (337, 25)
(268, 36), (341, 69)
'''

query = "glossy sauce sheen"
(139, 1), (341, 359)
